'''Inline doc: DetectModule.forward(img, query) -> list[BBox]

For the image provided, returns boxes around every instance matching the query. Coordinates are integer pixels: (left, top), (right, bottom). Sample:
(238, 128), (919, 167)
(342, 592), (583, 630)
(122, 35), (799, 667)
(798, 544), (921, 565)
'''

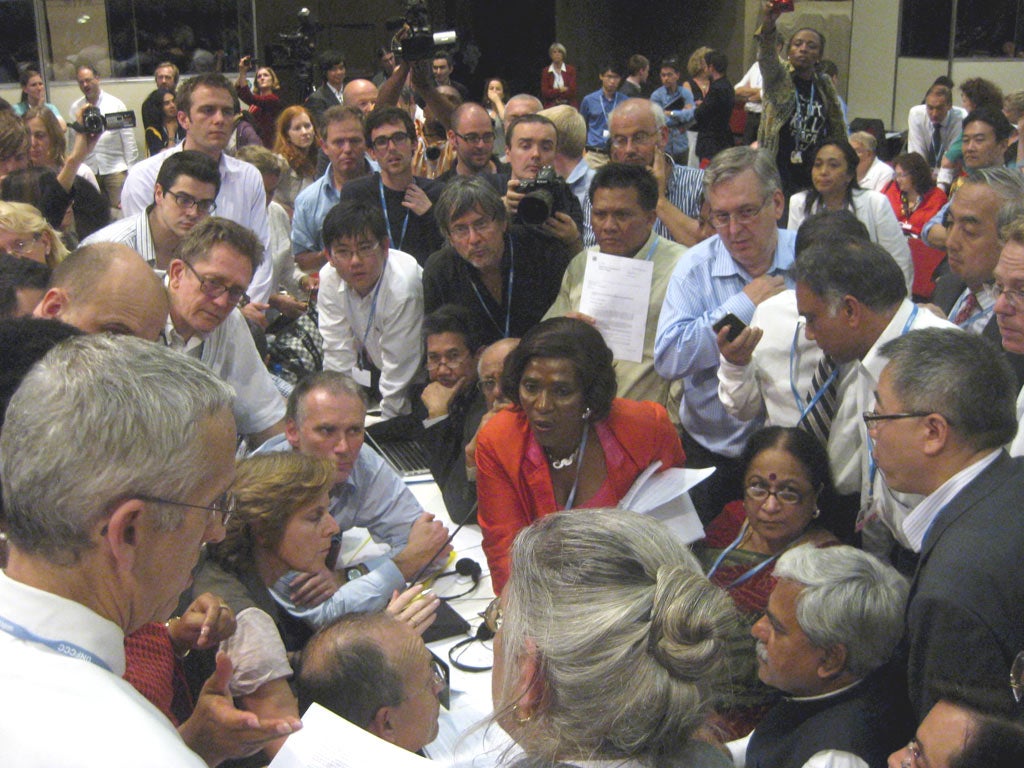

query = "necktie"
(931, 122), (943, 167)
(799, 354), (838, 446)
(952, 291), (979, 326)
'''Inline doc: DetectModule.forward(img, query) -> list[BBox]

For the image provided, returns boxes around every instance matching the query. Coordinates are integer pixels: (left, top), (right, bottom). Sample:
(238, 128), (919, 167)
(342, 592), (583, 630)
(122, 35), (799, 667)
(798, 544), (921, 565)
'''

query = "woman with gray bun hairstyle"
(489, 508), (738, 768)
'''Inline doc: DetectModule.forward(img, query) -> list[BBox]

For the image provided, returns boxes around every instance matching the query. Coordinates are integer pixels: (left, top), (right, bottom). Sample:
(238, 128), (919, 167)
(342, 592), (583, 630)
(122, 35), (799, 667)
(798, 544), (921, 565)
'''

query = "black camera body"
(517, 166), (572, 226)
(73, 107), (137, 135)
(80, 105), (106, 135)
(390, 0), (457, 62)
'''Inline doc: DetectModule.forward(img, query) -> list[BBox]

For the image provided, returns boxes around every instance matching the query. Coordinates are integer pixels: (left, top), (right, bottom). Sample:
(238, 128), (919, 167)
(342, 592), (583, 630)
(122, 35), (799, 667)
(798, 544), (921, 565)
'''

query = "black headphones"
(432, 557), (482, 601)
(447, 618), (495, 672)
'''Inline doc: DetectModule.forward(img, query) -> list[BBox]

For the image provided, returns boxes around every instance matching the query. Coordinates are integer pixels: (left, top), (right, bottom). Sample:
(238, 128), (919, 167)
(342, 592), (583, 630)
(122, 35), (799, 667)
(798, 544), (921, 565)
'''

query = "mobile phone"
(771, 0), (795, 12)
(713, 313), (747, 342)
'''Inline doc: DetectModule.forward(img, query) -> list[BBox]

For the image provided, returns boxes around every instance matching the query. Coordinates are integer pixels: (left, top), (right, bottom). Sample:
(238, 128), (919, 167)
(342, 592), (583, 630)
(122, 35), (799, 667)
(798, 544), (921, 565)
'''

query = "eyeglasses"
(135, 489), (236, 527)
(329, 241), (381, 261)
(745, 483), (805, 506)
(166, 189), (217, 214)
(477, 378), (498, 394)
(988, 282), (1024, 310)
(610, 130), (658, 149)
(898, 739), (923, 768)
(453, 130), (495, 145)
(182, 260), (248, 305)
(709, 196), (771, 229)
(1, 231), (44, 257)
(426, 349), (469, 371)
(448, 217), (497, 241)
(483, 596), (503, 635)
(370, 131), (411, 150)
(862, 410), (934, 428)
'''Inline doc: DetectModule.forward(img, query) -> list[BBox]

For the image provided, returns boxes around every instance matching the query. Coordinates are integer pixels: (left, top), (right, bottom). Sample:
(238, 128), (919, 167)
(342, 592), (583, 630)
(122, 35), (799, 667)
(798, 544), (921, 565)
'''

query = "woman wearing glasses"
(476, 317), (686, 593)
(0, 200), (68, 266)
(694, 425), (839, 739)
(490, 508), (736, 768)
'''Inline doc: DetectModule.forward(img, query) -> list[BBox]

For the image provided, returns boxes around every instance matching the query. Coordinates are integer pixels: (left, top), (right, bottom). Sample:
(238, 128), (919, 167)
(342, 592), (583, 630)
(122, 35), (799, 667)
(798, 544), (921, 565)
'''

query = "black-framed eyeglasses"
(426, 349), (469, 371)
(135, 489), (236, 526)
(167, 189), (217, 214)
(453, 130), (495, 145)
(370, 131), (411, 150)
(862, 410), (933, 427)
(182, 260), (248, 305)
(745, 483), (805, 506)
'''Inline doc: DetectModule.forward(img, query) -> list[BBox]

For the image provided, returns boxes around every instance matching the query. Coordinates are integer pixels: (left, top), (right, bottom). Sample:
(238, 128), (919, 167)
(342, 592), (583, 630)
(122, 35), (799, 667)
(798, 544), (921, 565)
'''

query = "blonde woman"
(0, 200), (69, 266)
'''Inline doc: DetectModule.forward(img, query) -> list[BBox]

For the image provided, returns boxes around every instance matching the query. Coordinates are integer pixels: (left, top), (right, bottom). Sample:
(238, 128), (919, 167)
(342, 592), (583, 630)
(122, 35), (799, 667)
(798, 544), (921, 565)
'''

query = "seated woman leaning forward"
(475, 317), (686, 593)
(489, 508), (738, 768)
(694, 425), (840, 740)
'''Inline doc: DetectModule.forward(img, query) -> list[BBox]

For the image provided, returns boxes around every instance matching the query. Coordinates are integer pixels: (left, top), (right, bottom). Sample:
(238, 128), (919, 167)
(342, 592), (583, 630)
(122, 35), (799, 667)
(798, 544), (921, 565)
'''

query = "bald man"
(342, 79), (378, 116)
(33, 242), (169, 340)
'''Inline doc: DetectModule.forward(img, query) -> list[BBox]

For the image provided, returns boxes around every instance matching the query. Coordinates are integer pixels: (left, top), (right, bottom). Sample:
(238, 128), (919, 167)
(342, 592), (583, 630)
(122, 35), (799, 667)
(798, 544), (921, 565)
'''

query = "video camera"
(387, 0), (457, 62)
(71, 106), (136, 135)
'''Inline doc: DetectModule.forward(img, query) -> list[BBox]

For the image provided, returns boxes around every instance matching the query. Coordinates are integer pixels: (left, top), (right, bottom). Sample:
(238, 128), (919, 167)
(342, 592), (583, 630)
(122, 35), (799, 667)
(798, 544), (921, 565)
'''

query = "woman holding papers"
(475, 317), (685, 593)
(489, 508), (736, 768)
(694, 426), (840, 739)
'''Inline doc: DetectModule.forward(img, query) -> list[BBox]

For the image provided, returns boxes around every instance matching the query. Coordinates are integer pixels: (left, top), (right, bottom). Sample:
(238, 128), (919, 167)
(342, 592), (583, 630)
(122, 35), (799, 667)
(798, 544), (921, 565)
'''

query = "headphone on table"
(432, 557), (482, 601)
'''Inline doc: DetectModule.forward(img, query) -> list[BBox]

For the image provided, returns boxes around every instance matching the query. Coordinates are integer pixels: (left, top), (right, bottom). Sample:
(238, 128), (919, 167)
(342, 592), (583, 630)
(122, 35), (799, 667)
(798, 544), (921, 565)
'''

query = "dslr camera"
(517, 166), (572, 226)
(388, 0), (457, 62)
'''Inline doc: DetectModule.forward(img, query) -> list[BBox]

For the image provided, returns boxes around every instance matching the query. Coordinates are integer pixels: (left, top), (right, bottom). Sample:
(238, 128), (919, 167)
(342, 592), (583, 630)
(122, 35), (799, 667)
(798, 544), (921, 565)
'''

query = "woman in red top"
(884, 152), (948, 300)
(476, 317), (685, 592)
(695, 426), (839, 739)
(236, 56), (284, 149)
(540, 43), (577, 108)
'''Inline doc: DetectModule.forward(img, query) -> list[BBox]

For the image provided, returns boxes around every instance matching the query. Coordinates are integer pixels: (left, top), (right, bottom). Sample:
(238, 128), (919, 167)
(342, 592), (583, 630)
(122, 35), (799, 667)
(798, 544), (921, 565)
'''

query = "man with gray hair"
(656, 146), (794, 518)
(163, 216), (286, 446)
(296, 612), (444, 754)
(930, 167), (1024, 384)
(32, 241), (169, 340)
(870, 327), (1024, 719)
(0, 335), (300, 765)
(793, 238), (952, 553)
(849, 131), (893, 192)
(736, 545), (913, 768)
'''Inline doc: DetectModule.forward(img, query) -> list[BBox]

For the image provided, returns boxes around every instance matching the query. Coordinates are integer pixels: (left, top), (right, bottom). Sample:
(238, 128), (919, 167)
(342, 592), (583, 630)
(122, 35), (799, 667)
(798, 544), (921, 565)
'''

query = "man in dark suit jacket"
(305, 51), (346, 129)
(872, 327), (1024, 720)
(932, 167), (1024, 385)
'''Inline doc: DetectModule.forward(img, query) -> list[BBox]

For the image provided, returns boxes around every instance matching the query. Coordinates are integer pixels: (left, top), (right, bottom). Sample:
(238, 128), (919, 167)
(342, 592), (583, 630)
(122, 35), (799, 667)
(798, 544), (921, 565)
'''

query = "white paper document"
(578, 251), (653, 363)
(618, 462), (715, 544)
(270, 703), (433, 768)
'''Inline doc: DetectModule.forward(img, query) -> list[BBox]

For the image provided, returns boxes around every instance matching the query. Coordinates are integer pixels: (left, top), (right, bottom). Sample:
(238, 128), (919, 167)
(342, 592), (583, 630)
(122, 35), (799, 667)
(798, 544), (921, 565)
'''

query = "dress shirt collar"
(785, 676), (865, 703)
(566, 156), (591, 186)
(901, 448), (1001, 552)
(0, 570), (127, 676)
(861, 299), (917, 381)
(709, 229), (791, 279)
(160, 286), (207, 352)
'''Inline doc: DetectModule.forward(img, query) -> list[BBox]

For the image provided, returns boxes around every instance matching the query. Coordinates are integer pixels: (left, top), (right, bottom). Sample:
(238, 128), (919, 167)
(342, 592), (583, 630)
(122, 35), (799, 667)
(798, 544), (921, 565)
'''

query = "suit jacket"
(694, 76), (735, 160)
(304, 86), (341, 126)
(905, 451), (1024, 718)
(933, 274), (1024, 387)
(476, 398), (686, 592)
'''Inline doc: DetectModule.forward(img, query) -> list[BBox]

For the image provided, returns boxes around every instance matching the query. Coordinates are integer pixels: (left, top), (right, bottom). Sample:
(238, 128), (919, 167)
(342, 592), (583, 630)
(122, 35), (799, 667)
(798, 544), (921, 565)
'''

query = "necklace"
(545, 427), (587, 470)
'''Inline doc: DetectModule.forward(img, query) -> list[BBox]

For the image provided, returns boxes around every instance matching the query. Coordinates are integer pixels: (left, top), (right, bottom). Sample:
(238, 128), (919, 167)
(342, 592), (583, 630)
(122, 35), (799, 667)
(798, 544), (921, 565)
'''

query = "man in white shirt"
(318, 198), (423, 419)
(794, 237), (953, 553)
(735, 61), (764, 145)
(0, 334), (300, 766)
(871, 328), (1024, 718)
(849, 131), (893, 192)
(163, 216), (286, 447)
(82, 149), (220, 270)
(69, 64), (139, 209)
(906, 84), (966, 172)
(121, 73), (273, 316)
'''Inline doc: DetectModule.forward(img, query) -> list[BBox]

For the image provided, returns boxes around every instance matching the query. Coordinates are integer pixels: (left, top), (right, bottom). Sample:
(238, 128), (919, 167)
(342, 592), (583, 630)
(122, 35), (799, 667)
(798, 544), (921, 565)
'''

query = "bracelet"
(164, 617), (191, 659)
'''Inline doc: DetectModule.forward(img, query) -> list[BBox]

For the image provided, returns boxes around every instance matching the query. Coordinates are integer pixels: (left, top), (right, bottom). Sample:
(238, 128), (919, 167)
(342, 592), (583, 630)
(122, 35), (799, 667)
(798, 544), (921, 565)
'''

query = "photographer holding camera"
(69, 64), (138, 211)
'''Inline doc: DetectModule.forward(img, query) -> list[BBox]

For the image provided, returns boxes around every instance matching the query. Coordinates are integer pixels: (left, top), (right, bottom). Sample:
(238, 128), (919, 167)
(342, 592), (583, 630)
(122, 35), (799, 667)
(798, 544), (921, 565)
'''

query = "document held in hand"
(618, 461), (714, 544)
(578, 250), (653, 363)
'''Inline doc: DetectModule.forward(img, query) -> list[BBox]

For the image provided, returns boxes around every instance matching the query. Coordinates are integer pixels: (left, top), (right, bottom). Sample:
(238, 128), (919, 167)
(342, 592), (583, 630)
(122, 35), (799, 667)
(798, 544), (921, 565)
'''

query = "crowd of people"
(3, 2), (1024, 765)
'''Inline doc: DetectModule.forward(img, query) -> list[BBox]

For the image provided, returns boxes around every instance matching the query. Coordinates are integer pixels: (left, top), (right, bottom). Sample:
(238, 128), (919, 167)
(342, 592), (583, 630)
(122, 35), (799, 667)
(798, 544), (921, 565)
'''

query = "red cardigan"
(476, 397), (685, 592)
(540, 64), (578, 108)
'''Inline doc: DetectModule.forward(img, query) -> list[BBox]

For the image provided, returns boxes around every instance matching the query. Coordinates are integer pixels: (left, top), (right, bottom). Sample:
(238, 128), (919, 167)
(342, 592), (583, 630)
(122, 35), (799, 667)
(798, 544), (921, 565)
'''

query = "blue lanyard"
(378, 177), (410, 252)
(789, 324), (841, 421)
(600, 92), (621, 128)
(705, 520), (783, 590)
(469, 234), (515, 338)
(562, 426), (590, 511)
(352, 261), (388, 356)
(949, 291), (993, 329)
(864, 305), (920, 508)
(641, 236), (659, 262)
(0, 612), (113, 673)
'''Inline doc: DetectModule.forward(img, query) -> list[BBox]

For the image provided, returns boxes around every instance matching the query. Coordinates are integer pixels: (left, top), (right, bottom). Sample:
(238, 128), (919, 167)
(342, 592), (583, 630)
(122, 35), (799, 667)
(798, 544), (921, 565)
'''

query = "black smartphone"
(713, 313), (747, 342)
